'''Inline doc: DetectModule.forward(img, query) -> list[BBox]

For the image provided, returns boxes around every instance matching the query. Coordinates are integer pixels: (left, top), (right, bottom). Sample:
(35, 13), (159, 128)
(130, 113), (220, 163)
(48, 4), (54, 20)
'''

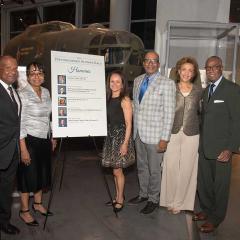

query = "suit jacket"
(0, 83), (21, 169)
(133, 73), (176, 144)
(200, 77), (240, 159)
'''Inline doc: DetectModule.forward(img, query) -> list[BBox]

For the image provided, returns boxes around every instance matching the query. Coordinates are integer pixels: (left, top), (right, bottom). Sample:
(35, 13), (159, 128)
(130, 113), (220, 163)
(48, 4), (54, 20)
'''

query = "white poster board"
(51, 51), (107, 138)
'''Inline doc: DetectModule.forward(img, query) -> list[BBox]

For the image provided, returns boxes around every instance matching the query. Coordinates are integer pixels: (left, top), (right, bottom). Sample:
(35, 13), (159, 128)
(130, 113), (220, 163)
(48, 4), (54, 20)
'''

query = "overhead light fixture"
(0, 0), (4, 6)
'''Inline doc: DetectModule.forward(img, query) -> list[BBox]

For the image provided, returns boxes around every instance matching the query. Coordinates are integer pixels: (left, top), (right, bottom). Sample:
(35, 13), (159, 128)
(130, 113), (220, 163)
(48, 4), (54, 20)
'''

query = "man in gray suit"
(128, 51), (176, 214)
(193, 56), (240, 233)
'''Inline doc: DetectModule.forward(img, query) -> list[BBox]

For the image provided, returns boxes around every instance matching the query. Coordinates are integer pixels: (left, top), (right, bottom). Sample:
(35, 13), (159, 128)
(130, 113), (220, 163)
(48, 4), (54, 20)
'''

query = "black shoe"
(128, 196), (148, 205)
(105, 195), (125, 206)
(114, 202), (124, 213)
(0, 223), (20, 235)
(105, 199), (116, 206)
(19, 209), (39, 227)
(32, 202), (54, 216)
(140, 201), (159, 214)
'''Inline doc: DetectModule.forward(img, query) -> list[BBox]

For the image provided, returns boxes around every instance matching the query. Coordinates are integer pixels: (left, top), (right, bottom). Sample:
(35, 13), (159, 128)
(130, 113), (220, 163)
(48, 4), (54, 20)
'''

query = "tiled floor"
(1, 139), (240, 240)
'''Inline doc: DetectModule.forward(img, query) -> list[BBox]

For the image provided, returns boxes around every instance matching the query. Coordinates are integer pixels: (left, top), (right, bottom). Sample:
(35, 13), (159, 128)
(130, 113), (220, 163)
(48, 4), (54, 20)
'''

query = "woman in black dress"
(102, 70), (135, 212)
(18, 62), (57, 226)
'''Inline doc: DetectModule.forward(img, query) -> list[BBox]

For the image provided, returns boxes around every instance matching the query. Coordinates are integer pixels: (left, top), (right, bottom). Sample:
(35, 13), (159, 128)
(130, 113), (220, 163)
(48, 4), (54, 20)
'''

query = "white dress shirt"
(0, 79), (21, 115)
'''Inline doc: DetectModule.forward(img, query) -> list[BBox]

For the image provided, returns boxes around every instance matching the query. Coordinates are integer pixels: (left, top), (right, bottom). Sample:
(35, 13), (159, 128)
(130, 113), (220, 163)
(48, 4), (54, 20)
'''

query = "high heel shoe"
(32, 202), (53, 216)
(113, 202), (124, 213)
(105, 199), (116, 206)
(19, 209), (39, 226)
(106, 195), (125, 207)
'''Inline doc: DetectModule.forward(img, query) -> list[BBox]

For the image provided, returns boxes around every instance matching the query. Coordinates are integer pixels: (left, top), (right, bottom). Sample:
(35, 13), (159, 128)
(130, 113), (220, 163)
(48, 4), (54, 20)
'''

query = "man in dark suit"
(193, 56), (240, 233)
(0, 56), (21, 235)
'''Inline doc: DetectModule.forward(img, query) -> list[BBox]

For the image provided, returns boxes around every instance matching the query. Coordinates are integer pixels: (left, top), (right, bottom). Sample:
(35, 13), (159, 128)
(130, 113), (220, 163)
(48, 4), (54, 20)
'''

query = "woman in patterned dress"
(102, 70), (135, 212)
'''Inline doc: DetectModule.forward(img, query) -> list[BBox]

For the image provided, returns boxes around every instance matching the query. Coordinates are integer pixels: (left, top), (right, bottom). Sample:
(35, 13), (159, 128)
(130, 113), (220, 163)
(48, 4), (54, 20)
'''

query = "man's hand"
(157, 140), (168, 153)
(217, 150), (232, 162)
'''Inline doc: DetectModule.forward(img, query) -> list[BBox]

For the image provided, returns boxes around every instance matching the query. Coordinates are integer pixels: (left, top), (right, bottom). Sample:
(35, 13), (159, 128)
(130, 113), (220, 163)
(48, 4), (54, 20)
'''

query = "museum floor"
(1, 138), (240, 240)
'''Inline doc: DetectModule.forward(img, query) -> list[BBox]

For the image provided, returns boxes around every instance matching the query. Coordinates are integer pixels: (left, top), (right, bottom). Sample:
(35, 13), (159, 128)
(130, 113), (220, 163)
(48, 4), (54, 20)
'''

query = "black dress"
(102, 97), (135, 168)
(17, 135), (51, 193)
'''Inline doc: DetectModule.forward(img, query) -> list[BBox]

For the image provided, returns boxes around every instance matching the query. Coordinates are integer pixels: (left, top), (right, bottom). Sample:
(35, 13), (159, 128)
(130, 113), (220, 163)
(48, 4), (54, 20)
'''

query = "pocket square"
(214, 100), (224, 103)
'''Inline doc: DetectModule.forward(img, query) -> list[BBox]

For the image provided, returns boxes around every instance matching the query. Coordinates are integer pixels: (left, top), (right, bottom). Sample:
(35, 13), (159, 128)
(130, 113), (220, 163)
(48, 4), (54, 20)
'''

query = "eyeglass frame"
(143, 58), (159, 65)
(28, 71), (45, 77)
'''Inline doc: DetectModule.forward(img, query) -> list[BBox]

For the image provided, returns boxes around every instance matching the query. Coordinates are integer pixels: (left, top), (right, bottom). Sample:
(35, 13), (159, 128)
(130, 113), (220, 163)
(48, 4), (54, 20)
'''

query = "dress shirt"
(0, 79), (21, 115)
(208, 75), (222, 95)
(145, 71), (160, 85)
(19, 83), (51, 139)
(138, 72), (160, 103)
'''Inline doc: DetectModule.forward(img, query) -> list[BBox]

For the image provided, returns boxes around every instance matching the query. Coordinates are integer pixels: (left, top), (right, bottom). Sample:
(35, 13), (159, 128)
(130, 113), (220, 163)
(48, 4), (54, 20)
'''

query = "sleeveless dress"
(102, 97), (135, 168)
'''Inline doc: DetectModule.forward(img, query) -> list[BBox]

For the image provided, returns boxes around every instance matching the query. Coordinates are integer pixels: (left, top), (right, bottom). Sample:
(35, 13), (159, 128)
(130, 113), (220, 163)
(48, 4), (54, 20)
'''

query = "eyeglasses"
(205, 65), (221, 71)
(143, 58), (159, 65)
(28, 72), (44, 77)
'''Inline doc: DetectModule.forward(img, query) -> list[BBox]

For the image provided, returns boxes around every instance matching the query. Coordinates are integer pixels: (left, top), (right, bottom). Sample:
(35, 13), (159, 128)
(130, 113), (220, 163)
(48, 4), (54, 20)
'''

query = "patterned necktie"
(208, 83), (215, 102)
(139, 77), (149, 103)
(8, 86), (18, 111)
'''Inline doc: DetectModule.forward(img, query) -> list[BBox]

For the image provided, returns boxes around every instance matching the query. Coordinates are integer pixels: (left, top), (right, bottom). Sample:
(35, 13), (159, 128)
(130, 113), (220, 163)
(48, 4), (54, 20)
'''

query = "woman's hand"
(21, 149), (31, 166)
(120, 143), (128, 156)
(51, 139), (57, 152)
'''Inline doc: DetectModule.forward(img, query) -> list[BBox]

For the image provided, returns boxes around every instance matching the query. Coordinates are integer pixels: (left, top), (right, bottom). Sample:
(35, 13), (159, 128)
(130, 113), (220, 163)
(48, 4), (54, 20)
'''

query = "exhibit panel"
(163, 21), (240, 86)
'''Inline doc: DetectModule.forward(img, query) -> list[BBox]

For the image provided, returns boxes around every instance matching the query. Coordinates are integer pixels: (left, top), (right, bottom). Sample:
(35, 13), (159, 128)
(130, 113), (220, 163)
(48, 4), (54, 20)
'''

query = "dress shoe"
(32, 202), (53, 216)
(0, 223), (20, 235)
(113, 202), (124, 213)
(199, 222), (215, 233)
(140, 201), (159, 214)
(19, 209), (39, 226)
(192, 212), (207, 221)
(106, 195), (124, 206)
(105, 199), (116, 206)
(128, 196), (148, 205)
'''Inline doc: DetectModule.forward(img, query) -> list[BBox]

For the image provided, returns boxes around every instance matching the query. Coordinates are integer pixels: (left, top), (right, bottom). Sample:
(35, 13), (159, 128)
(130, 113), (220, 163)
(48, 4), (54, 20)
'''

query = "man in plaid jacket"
(128, 51), (176, 214)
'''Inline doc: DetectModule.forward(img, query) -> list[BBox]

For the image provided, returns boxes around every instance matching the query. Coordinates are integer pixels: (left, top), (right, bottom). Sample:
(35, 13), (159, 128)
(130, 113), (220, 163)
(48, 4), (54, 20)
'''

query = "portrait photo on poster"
(59, 118), (67, 127)
(57, 75), (66, 84)
(58, 85), (66, 95)
(58, 97), (67, 106)
(58, 107), (67, 116)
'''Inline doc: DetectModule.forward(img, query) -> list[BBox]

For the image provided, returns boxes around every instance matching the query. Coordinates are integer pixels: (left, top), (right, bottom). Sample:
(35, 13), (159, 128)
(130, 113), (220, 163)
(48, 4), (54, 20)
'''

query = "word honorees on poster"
(51, 50), (107, 138)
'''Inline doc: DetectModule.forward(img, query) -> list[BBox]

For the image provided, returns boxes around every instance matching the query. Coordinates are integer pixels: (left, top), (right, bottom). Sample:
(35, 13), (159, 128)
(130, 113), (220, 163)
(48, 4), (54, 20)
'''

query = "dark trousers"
(0, 148), (18, 224)
(197, 150), (231, 226)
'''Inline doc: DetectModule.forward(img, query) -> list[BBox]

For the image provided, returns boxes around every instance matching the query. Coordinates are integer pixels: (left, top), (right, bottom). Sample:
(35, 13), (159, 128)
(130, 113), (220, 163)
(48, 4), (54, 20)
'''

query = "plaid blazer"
(133, 73), (176, 144)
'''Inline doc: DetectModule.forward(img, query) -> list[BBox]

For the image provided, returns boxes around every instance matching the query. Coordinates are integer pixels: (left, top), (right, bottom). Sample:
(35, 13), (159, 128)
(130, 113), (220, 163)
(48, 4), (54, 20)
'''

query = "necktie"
(208, 83), (215, 102)
(139, 77), (149, 103)
(8, 86), (18, 111)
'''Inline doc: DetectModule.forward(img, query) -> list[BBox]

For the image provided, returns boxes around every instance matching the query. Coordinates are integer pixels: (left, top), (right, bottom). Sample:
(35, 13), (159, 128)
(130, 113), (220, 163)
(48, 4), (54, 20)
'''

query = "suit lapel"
(0, 84), (19, 117)
(203, 78), (227, 113)
(135, 75), (145, 104)
(206, 78), (226, 105)
(141, 76), (158, 103)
